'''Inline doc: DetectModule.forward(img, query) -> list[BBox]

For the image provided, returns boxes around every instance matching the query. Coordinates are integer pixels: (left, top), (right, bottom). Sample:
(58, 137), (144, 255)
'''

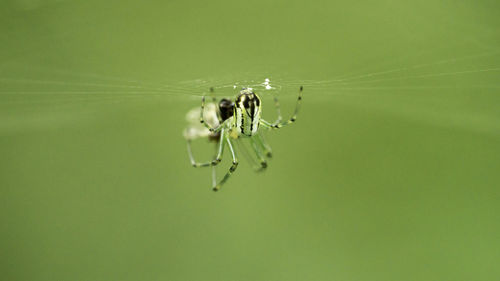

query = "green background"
(1, 0), (499, 280)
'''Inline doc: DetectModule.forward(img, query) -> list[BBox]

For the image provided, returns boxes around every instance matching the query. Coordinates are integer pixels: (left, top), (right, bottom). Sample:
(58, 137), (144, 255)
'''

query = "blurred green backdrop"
(1, 0), (499, 280)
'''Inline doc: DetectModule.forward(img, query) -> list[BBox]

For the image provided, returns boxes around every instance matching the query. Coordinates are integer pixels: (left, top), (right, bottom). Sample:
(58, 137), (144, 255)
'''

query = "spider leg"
(213, 134), (238, 192)
(209, 87), (223, 124)
(236, 139), (262, 171)
(256, 132), (272, 158)
(259, 119), (274, 129)
(211, 128), (226, 165)
(200, 89), (224, 133)
(211, 165), (217, 188)
(186, 129), (225, 168)
(250, 136), (268, 172)
(271, 95), (283, 126)
(187, 139), (212, 167)
(260, 86), (303, 129)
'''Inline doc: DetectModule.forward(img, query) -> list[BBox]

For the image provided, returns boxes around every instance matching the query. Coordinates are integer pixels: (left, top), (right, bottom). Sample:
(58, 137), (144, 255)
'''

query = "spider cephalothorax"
(218, 98), (234, 121)
(207, 98), (235, 142)
(186, 85), (303, 191)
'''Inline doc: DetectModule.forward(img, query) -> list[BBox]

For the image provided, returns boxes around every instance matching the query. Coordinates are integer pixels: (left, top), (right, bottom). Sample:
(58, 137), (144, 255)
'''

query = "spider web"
(1, 1), (499, 136)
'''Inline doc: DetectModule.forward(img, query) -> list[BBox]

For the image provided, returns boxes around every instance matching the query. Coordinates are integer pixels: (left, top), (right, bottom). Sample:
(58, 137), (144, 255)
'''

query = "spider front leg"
(261, 86), (303, 129)
(209, 87), (223, 124)
(200, 88), (223, 132)
(271, 95), (283, 126)
(213, 134), (238, 192)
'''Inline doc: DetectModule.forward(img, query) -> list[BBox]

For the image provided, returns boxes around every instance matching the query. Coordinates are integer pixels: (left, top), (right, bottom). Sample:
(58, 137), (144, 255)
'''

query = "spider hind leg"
(213, 134), (238, 191)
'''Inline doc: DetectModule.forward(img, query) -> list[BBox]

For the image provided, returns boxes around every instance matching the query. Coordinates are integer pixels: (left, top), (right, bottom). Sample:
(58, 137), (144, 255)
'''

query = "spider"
(184, 86), (303, 191)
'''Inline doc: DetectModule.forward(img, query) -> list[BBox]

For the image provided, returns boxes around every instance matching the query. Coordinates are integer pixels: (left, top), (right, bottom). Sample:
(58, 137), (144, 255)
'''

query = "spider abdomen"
(234, 90), (261, 137)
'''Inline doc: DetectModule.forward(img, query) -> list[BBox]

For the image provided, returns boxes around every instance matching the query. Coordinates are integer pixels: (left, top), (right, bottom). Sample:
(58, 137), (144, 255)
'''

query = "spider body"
(185, 86), (303, 191)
